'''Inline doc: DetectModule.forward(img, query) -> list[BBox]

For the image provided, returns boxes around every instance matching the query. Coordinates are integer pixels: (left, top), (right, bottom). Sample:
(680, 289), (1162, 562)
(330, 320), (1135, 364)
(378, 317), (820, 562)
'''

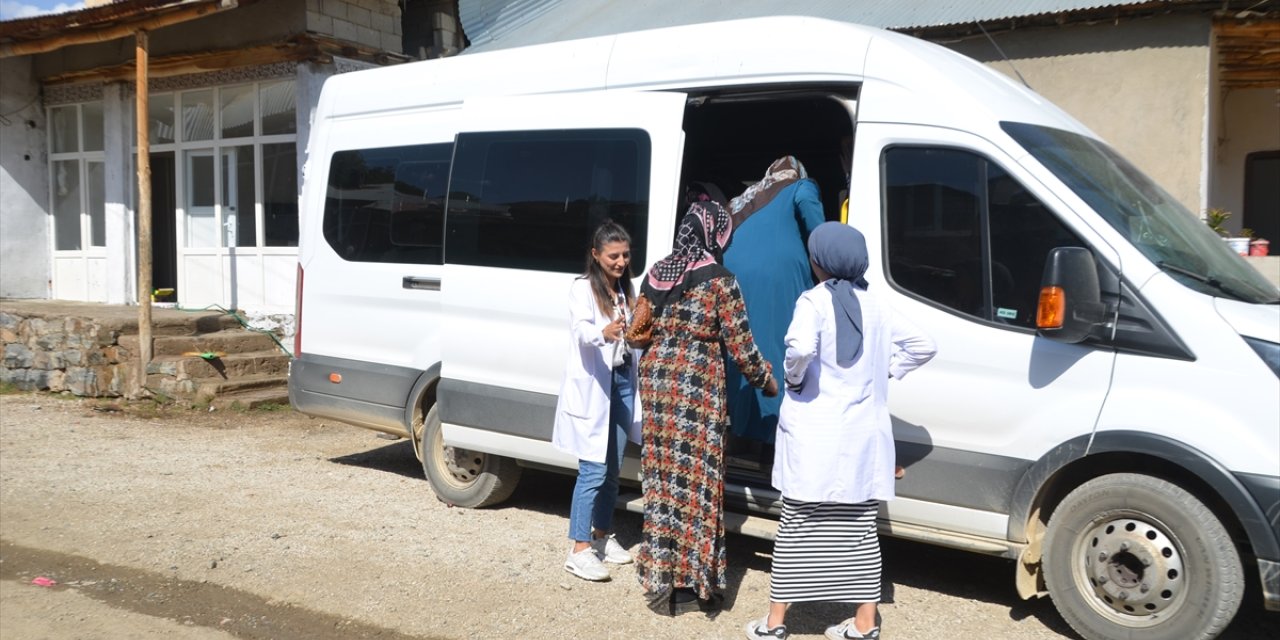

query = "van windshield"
(1002, 122), (1279, 304)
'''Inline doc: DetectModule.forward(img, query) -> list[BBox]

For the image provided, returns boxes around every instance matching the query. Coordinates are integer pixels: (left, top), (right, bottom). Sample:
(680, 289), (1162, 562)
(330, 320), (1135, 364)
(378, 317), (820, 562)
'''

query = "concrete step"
(146, 350), (289, 380)
(121, 330), (283, 357)
(196, 374), (287, 400)
(209, 386), (291, 411)
(147, 312), (245, 336)
(143, 372), (287, 404)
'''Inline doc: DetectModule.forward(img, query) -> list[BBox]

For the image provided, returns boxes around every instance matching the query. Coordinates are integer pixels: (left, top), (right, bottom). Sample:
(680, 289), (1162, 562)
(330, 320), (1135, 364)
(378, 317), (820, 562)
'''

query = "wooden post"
(135, 29), (153, 395)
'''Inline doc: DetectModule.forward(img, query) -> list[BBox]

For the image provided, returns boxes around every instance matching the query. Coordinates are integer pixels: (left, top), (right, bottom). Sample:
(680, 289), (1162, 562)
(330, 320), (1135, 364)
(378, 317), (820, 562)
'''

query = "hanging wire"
(977, 22), (1031, 90)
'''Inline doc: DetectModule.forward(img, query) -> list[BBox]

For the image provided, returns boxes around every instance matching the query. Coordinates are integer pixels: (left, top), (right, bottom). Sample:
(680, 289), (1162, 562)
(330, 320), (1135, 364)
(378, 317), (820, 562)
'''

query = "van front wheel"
(1043, 473), (1243, 640)
(420, 405), (521, 508)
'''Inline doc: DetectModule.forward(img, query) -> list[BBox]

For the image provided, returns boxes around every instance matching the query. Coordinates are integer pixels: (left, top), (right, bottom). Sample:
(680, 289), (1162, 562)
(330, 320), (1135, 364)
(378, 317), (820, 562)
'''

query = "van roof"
(319, 16), (1091, 140)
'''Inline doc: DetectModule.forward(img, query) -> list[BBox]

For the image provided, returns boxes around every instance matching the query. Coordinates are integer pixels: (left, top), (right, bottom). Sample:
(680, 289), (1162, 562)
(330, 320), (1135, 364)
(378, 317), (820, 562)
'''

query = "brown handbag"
(624, 293), (654, 348)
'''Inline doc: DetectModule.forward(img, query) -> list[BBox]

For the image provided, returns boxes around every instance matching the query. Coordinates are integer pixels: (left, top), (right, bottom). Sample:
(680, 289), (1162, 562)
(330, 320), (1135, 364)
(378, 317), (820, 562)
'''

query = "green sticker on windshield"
(997, 308), (1018, 319)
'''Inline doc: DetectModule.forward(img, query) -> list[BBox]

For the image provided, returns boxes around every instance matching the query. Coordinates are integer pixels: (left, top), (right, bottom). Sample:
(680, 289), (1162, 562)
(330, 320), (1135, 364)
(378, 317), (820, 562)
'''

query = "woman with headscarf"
(634, 201), (778, 615)
(723, 156), (827, 457)
(743, 223), (936, 640)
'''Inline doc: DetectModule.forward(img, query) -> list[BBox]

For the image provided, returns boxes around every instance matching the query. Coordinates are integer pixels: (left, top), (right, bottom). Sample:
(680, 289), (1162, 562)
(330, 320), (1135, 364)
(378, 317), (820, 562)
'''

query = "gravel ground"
(1, 392), (1276, 639)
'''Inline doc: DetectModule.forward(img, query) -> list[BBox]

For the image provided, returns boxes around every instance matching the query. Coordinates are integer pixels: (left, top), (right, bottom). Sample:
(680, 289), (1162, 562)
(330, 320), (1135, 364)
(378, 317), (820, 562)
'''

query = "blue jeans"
(568, 367), (632, 542)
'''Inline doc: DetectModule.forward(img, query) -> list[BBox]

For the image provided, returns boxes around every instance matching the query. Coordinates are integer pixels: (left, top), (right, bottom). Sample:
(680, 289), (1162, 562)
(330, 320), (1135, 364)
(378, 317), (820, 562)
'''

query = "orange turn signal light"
(1037, 286), (1065, 329)
(328, 373), (342, 384)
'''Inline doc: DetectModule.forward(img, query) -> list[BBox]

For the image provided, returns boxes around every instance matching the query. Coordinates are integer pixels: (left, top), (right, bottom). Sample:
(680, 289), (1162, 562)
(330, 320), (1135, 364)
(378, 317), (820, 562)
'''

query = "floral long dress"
(635, 275), (772, 603)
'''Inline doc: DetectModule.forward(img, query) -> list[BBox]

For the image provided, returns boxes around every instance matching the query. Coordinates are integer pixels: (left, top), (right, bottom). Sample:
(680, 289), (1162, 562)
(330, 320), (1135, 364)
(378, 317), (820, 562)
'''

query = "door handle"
(402, 276), (441, 291)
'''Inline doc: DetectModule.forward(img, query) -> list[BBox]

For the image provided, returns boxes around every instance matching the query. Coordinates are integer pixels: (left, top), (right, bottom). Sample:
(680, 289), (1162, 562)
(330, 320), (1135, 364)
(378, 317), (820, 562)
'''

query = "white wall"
(0, 56), (51, 299)
(1209, 87), (1280, 235)
(948, 14), (1210, 217)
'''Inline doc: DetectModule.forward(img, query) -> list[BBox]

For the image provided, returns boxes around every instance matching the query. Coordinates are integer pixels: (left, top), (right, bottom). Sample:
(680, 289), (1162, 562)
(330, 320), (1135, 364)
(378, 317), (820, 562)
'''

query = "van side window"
(884, 146), (1086, 328)
(446, 129), (649, 272)
(322, 143), (452, 264)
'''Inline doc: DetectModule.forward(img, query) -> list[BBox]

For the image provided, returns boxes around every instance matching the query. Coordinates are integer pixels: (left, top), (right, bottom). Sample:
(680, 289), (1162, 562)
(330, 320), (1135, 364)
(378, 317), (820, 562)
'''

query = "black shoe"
(670, 588), (721, 614)
(698, 592), (725, 612)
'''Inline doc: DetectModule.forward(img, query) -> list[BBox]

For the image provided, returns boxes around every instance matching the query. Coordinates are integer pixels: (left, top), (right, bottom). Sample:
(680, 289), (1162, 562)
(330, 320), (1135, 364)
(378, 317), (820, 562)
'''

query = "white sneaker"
(591, 534), (633, 564)
(564, 547), (610, 581)
(825, 620), (879, 640)
(745, 616), (790, 639)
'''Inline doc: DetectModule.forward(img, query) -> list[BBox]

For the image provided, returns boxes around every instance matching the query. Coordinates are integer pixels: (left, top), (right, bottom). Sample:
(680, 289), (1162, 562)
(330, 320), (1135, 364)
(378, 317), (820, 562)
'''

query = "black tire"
(419, 404), (521, 508)
(1043, 473), (1243, 640)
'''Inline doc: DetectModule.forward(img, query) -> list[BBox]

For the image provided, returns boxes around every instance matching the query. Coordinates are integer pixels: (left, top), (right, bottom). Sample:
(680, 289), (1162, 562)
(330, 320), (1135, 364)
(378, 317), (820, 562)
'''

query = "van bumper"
(1261, 559), (1280, 611)
(1235, 470), (1280, 610)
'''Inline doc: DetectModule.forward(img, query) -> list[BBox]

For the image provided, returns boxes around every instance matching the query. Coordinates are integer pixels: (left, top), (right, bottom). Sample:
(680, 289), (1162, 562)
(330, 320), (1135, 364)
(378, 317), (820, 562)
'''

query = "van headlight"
(1243, 336), (1280, 378)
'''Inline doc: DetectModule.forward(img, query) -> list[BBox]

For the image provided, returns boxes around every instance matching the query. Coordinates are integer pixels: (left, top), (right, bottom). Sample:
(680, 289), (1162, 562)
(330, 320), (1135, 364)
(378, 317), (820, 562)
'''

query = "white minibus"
(288, 16), (1280, 640)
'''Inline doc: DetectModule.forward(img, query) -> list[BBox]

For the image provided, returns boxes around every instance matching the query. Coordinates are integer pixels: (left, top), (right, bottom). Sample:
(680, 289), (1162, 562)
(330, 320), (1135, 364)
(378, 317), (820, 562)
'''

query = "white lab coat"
(773, 284), (936, 503)
(552, 277), (643, 463)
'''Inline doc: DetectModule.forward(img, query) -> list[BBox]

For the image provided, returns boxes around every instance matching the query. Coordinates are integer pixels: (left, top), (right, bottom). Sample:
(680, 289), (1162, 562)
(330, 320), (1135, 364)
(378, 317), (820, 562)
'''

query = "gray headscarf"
(807, 222), (870, 363)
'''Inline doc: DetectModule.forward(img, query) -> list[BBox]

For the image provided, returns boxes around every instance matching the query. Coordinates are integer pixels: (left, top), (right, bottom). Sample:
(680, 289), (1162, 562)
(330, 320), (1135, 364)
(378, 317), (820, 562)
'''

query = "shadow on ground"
(0, 540), (442, 640)
(326, 440), (1280, 638)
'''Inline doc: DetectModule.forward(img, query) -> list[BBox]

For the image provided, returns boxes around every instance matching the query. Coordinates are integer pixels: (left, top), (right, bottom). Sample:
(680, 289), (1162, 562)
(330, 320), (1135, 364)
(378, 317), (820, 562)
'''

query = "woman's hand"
(762, 376), (779, 397)
(603, 317), (625, 342)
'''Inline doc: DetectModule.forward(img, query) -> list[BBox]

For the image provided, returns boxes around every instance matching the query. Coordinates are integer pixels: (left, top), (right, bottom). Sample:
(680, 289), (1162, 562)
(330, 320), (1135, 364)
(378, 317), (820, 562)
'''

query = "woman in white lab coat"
(745, 222), (936, 640)
(552, 220), (643, 582)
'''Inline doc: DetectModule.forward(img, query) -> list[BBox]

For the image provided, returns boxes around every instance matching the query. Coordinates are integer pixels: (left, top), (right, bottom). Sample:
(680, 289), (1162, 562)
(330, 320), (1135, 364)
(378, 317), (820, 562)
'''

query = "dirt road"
(1, 392), (1276, 639)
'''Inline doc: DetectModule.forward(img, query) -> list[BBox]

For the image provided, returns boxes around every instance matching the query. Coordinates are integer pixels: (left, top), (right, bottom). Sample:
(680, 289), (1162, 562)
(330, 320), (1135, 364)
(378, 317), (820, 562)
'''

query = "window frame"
(444, 127), (652, 273)
(46, 101), (107, 254)
(321, 142), (454, 265)
(138, 80), (299, 252)
(880, 142), (1092, 332)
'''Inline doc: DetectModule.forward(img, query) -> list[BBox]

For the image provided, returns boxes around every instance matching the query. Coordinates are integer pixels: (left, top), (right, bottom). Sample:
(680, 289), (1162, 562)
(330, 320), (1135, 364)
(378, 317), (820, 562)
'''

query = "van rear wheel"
(420, 404), (521, 508)
(1043, 473), (1243, 640)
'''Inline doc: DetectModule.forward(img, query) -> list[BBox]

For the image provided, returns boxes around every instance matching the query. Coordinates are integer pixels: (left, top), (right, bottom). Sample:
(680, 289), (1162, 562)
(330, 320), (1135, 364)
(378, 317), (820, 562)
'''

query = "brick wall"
(308, 0), (403, 54)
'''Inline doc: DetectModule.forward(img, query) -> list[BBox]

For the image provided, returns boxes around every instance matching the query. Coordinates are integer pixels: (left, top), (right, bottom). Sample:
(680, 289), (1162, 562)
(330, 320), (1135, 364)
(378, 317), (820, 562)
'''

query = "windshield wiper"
(1157, 261), (1251, 301)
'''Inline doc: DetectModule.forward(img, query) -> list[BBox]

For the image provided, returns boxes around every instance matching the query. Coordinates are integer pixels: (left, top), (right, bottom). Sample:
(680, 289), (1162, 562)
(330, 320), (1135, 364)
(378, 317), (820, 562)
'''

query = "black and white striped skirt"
(768, 498), (881, 603)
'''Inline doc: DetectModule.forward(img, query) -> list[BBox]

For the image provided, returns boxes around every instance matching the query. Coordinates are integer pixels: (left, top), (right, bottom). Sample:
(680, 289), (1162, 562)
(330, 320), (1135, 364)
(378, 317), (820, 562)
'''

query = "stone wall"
(0, 312), (130, 396)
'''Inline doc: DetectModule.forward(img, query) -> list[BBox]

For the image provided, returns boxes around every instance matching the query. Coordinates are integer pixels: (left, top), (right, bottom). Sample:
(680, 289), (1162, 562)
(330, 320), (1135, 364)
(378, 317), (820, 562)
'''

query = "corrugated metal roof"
(0, 0), (230, 44)
(460, 0), (1218, 51)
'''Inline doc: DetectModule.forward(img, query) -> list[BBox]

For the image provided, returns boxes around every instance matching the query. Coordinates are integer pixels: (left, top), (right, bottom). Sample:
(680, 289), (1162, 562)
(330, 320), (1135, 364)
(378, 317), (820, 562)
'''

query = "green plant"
(252, 402), (291, 412)
(1205, 208), (1232, 237)
(1240, 228), (1255, 239)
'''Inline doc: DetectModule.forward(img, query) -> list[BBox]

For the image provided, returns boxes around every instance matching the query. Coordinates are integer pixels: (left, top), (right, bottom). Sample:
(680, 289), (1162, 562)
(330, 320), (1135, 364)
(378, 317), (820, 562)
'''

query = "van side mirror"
(1037, 247), (1106, 343)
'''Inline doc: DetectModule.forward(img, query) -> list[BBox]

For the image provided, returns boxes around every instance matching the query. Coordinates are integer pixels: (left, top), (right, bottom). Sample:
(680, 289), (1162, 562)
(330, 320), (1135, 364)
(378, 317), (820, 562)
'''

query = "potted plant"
(1205, 208), (1253, 255)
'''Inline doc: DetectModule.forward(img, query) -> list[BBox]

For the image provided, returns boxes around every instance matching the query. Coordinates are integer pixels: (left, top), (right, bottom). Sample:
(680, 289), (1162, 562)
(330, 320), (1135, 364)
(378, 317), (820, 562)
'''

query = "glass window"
(181, 89), (214, 142)
(1003, 122), (1278, 304)
(52, 160), (82, 250)
(81, 101), (104, 153)
(885, 146), (1086, 328)
(185, 151), (217, 247)
(88, 161), (106, 247)
(224, 146), (255, 246)
(50, 105), (79, 154)
(220, 84), (255, 139)
(446, 129), (650, 272)
(323, 143), (451, 263)
(263, 143), (298, 246)
(259, 80), (296, 135)
(884, 148), (983, 317)
(148, 93), (176, 144)
(986, 165), (1085, 328)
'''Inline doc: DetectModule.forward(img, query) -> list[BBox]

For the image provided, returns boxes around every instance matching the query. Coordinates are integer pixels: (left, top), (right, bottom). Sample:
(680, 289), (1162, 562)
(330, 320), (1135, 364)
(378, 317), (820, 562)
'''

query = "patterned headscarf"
(641, 201), (734, 314)
(808, 222), (870, 363)
(727, 156), (809, 229)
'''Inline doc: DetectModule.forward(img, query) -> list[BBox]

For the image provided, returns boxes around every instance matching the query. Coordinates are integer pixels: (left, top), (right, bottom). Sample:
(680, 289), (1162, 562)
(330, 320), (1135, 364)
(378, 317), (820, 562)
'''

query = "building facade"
(0, 0), (464, 311)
